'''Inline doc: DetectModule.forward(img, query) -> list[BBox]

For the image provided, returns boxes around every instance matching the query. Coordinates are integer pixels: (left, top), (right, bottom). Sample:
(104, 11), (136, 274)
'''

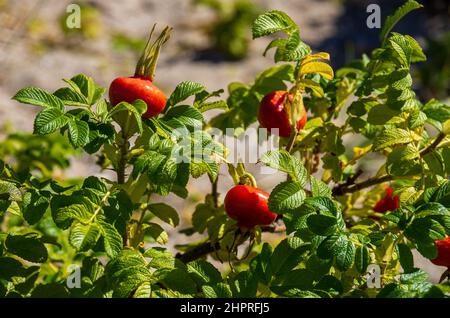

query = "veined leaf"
(53, 87), (89, 107)
(13, 87), (64, 110)
(68, 119), (89, 147)
(148, 203), (179, 227)
(187, 260), (222, 286)
(260, 150), (308, 186)
(98, 219), (123, 258)
(5, 234), (48, 263)
(268, 181), (306, 214)
(167, 81), (205, 109)
(34, 108), (69, 135)
(373, 128), (413, 151)
(0, 180), (21, 201)
(380, 0), (423, 45)
(252, 10), (297, 39)
(69, 221), (101, 251)
(300, 61), (334, 80)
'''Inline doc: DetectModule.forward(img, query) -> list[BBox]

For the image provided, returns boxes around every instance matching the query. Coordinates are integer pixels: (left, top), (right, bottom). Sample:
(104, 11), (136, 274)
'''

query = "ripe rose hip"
(224, 185), (277, 229)
(257, 91), (307, 138)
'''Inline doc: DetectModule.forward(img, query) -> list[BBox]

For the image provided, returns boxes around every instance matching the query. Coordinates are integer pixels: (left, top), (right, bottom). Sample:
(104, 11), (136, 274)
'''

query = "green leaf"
(148, 203), (179, 227)
(98, 219), (123, 258)
(202, 283), (232, 298)
(5, 234), (48, 263)
(145, 247), (179, 269)
(0, 180), (21, 201)
(133, 282), (152, 298)
(105, 250), (152, 298)
(404, 35), (426, 62)
(355, 245), (370, 273)
(132, 150), (166, 177)
(252, 10), (297, 39)
(68, 119), (89, 147)
(405, 217), (446, 243)
(167, 81), (205, 109)
(164, 105), (204, 130)
(335, 239), (355, 271)
(373, 128), (413, 151)
(367, 104), (400, 125)
(53, 203), (93, 228)
(271, 31), (311, 62)
(145, 223), (168, 245)
(230, 271), (258, 298)
(270, 237), (308, 275)
(408, 111), (427, 129)
(187, 260), (222, 286)
(34, 108), (69, 135)
(268, 181), (306, 214)
(388, 33), (413, 66)
(260, 150), (308, 186)
(318, 234), (355, 271)
(387, 144), (419, 169)
(69, 221), (101, 251)
(251, 242), (273, 284)
(108, 100), (144, 133)
(53, 87), (89, 107)
(398, 243), (414, 273)
(310, 177), (332, 198)
(307, 214), (337, 236)
(65, 73), (105, 105)
(380, 0), (423, 44)
(158, 268), (197, 295)
(13, 87), (64, 110)
(416, 240), (437, 260)
(22, 190), (49, 225)
(196, 100), (228, 113)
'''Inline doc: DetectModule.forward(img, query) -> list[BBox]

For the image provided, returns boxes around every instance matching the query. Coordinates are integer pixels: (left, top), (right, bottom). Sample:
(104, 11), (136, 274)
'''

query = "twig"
(419, 132), (445, 157)
(176, 242), (221, 263)
(332, 132), (446, 196)
(176, 223), (285, 263)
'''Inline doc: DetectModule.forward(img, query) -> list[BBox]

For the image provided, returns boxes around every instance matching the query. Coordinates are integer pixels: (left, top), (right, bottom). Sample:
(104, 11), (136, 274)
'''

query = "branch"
(419, 132), (446, 157)
(175, 223), (286, 263)
(332, 132), (447, 196)
(176, 242), (220, 263)
(332, 174), (393, 196)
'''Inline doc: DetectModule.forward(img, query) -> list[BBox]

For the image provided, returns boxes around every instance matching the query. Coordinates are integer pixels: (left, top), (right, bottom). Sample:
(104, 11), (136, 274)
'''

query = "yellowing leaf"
(300, 61), (334, 80)
(298, 78), (324, 96)
(353, 144), (373, 158)
(301, 52), (330, 65)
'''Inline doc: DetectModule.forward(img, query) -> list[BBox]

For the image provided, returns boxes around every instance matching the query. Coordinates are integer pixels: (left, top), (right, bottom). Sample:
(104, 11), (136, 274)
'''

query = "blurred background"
(0, 0), (449, 282)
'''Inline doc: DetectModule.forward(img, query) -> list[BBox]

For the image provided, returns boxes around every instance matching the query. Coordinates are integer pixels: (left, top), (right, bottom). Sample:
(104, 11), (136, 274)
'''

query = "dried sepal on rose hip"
(109, 25), (172, 119)
(257, 90), (307, 138)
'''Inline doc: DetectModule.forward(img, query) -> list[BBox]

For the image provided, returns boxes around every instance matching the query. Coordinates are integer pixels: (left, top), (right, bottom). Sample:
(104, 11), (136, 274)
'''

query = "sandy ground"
(0, 0), (446, 284)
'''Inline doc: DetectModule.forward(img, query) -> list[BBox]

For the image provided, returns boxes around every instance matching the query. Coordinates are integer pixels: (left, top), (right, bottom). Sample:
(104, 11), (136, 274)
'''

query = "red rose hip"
(431, 237), (450, 268)
(224, 185), (277, 229)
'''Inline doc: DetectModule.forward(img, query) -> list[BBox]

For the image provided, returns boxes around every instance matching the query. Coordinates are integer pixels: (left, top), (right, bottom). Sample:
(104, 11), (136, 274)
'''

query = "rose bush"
(1, 1), (450, 298)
